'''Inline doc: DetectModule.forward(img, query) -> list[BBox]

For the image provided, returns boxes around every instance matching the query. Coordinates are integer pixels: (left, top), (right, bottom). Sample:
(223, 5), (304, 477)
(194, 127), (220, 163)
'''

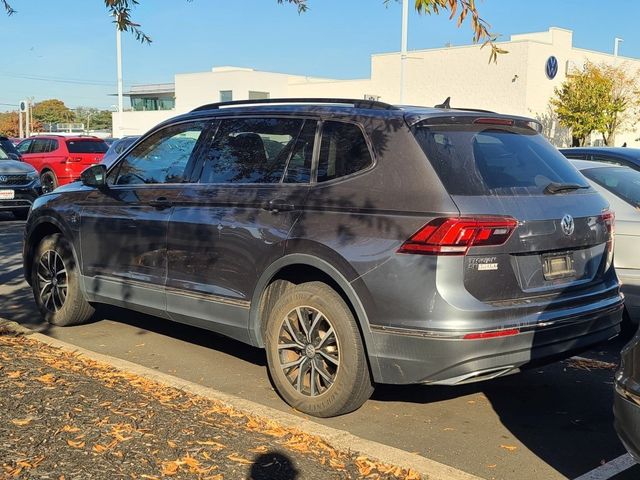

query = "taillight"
(398, 217), (518, 255)
(602, 210), (615, 271)
(64, 156), (82, 163)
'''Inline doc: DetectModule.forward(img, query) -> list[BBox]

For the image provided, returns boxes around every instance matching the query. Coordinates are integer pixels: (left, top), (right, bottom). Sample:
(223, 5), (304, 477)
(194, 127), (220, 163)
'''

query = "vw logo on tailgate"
(0, 176), (7, 184)
(561, 214), (575, 236)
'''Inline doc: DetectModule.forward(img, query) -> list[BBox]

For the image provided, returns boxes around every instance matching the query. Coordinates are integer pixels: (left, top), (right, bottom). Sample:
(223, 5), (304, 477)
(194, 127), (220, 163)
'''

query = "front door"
(166, 117), (316, 342)
(80, 120), (209, 316)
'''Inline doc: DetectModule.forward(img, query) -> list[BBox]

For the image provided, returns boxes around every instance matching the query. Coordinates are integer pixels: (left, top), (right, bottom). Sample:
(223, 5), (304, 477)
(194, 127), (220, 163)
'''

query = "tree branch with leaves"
(3, 0), (502, 61)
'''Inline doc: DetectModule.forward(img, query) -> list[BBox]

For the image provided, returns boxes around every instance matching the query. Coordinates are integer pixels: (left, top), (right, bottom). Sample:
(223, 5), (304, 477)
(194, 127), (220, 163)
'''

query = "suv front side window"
(199, 117), (306, 184)
(317, 121), (373, 183)
(17, 140), (32, 154)
(110, 122), (206, 185)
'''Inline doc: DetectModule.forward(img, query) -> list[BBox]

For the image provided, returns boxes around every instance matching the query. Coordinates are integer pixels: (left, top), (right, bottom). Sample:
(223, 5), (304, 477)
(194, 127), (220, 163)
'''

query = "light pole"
(116, 18), (124, 137)
(399, 0), (409, 104)
(614, 37), (623, 57)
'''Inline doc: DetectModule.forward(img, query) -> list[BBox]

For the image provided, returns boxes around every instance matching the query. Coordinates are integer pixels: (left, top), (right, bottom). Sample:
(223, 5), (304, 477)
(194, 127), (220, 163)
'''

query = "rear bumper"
(618, 268), (640, 324)
(370, 297), (623, 384)
(614, 385), (640, 463)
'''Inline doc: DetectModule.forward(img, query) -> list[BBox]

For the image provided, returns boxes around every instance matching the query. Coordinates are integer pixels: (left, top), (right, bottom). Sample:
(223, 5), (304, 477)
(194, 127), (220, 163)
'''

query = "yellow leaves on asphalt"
(3, 456), (45, 477)
(194, 440), (226, 451)
(161, 455), (218, 476)
(249, 445), (268, 453)
(34, 373), (56, 384)
(6, 370), (22, 379)
(167, 440), (177, 448)
(92, 439), (118, 454)
(226, 453), (253, 465)
(66, 439), (86, 449)
(11, 417), (33, 426)
(61, 425), (80, 433)
(500, 444), (518, 452)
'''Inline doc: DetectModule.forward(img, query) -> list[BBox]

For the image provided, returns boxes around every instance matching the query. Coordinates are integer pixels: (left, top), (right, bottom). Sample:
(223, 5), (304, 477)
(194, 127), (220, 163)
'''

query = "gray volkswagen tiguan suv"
(23, 98), (623, 417)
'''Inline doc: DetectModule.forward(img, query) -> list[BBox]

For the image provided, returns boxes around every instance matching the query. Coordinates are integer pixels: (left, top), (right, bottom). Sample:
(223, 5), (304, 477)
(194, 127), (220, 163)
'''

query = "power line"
(0, 71), (114, 87)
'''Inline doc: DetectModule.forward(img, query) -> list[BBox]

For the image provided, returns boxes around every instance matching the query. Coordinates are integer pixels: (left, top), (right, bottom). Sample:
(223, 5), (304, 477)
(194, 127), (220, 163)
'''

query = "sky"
(0, 0), (639, 111)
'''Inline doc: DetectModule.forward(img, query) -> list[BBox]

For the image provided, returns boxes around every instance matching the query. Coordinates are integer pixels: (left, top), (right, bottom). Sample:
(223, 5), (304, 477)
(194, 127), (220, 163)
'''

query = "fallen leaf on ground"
(161, 461), (180, 476)
(249, 446), (268, 453)
(11, 418), (33, 426)
(66, 440), (85, 449)
(500, 444), (518, 451)
(7, 371), (22, 379)
(35, 373), (56, 384)
(227, 453), (252, 465)
(61, 425), (80, 433)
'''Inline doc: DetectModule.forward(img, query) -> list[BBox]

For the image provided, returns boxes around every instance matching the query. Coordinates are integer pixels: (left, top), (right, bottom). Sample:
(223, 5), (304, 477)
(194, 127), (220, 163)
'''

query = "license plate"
(0, 190), (14, 200)
(543, 253), (575, 280)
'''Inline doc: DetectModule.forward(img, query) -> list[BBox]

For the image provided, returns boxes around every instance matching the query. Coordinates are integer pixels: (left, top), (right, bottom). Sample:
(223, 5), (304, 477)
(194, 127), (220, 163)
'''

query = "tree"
(551, 62), (640, 146)
(598, 64), (640, 146)
(2, 0), (503, 62)
(0, 111), (19, 137)
(73, 107), (113, 131)
(32, 99), (74, 125)
(551, 63), (614, 147)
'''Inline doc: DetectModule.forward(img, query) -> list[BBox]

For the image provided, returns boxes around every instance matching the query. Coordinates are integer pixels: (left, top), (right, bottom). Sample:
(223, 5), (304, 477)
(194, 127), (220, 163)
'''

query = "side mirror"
(81, 164), (108, 188)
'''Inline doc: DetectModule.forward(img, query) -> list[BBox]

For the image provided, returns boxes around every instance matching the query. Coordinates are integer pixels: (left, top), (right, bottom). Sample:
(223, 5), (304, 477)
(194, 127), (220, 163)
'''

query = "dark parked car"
(561, 147), (640, 170)
(101, 135), (140, 168)
(615, 336), (640, 462)
(23, 98), (623, 417)
(0, 146), (41, 219)
(0, 135), (22, 160)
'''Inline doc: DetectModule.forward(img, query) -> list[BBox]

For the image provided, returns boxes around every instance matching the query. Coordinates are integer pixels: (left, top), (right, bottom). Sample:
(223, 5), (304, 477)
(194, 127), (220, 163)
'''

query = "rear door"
(25, 138), (50, 173)
(65, 138), (109, 167)
(412, 120), (613, 303)
(165, 116), (315, 342)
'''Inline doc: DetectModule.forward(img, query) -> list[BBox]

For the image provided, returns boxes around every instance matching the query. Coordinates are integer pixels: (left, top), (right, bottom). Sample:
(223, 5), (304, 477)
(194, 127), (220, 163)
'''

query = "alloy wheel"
(277, 306), (340, 397)
(36, 250), (68, 313)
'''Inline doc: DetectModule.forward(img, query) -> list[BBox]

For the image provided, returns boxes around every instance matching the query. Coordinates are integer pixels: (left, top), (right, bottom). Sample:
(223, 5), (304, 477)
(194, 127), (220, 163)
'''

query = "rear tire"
(40, 171), (58, 194)
(31, 234), (94, 326)
(12, 210), (28, 220)
(264, 281), (373, 417)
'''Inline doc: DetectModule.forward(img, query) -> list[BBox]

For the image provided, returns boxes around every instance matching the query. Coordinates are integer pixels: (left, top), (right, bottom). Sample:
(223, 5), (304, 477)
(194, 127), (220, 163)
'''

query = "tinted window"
(31, 139), (50, 154)
(17, 140), (32, 154)
(413, 124), (589, 195)
(591, 154), (636, 168)
(582, 166), (640, 207)
(66, 140), (108, 154)
(112, 122), (205, 185)
(317, 121), (372, 182)
(50, 139), (59, 151)
(284, 121), (316, 183)
(200, 118), (304, 184)
(0, 146), (8, 160)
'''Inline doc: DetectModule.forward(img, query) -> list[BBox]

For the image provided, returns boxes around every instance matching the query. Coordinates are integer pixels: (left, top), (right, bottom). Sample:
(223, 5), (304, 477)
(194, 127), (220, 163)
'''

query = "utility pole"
(399, 0), (409, 104)
(116, 19), (124, 138)
(614, 37), (623, 57)
(25, 100), (31, 138)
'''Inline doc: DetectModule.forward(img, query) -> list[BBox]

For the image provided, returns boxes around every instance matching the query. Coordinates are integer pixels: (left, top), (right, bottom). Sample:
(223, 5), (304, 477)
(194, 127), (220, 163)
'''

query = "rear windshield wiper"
(544, 182), (590, 194)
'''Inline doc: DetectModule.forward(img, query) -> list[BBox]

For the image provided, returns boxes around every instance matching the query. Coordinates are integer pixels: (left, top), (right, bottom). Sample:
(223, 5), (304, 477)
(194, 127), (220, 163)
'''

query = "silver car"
(572, 160), (640, 325)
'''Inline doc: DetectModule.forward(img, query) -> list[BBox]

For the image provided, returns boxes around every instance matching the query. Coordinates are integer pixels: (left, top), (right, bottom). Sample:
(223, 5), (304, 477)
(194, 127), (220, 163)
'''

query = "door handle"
(263, 199), (295, 213)
(148, 196), (173, 210)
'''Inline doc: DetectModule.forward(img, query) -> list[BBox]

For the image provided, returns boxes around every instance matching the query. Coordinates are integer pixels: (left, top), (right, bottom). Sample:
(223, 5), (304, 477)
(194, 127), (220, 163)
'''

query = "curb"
(3, 320), (484, 480)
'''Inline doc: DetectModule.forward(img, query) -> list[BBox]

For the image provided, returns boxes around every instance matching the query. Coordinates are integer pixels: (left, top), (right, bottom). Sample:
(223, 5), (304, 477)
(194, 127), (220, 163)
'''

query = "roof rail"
(191, 97), (401, 113)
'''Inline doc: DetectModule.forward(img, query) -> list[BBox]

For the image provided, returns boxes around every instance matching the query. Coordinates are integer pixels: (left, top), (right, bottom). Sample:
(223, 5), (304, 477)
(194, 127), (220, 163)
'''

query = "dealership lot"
(1, 214), (639, 480)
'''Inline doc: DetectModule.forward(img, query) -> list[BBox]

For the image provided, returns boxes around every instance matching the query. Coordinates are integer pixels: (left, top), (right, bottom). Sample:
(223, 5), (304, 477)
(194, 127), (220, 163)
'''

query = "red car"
(17, 136), (109, 192)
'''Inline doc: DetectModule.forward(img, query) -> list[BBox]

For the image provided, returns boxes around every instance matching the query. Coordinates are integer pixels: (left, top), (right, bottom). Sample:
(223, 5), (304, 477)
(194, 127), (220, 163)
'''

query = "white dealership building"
(113, 27), (640, 147)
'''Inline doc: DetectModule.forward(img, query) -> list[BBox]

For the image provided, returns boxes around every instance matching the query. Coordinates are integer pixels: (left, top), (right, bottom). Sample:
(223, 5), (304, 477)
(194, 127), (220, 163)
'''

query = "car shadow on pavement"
(371, 331), (635, 479)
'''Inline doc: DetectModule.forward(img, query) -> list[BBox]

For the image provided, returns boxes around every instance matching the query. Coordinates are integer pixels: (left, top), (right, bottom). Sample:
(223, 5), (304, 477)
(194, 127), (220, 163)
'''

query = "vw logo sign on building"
(561, 214), (575, 236)
(546, 56), (559, 79)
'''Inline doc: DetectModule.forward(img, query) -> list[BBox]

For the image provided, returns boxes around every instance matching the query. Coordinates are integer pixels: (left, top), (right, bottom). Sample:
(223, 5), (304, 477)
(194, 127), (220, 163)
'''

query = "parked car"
(0, 135), (22, 160)
(17, 135), (109, 193)
(570, 160), (640, 328)
(615, 333), (640, 462)
(101, 135), (140, 168)
(0, 146), (41, 219)
(23, 98), (623, 417)
(561, 147), (640, 171)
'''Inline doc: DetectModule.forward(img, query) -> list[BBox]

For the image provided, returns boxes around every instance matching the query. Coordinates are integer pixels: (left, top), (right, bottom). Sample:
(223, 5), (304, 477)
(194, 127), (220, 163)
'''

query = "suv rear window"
(413, 124), (588, 195)
(66, 140), (108, 154)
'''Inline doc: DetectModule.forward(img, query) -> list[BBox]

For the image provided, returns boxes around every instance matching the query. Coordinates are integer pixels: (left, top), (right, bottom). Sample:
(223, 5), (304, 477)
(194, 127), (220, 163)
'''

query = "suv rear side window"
(199, 117), (306, 184)
(66, 140), (108, 154)
(413, 124), (588, 195)
(317, 121), (372, 182)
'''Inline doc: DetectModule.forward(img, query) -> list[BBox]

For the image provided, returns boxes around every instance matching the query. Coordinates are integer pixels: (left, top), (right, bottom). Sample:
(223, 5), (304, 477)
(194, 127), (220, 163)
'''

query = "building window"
(131, 96), (175, 111)
(220, 90), (233, 102)
(248, 91), (270, 100)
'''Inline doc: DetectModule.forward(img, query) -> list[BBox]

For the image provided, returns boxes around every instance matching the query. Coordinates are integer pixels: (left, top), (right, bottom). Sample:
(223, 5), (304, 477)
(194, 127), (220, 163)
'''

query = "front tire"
(40, 171), (58, 194)
(31, 234), (94, 326)
(264, 281), (373, 417)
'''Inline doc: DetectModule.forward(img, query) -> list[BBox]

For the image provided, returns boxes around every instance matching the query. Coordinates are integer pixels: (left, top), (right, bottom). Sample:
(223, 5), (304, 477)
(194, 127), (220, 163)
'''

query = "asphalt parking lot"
(1, 213), (639, 480)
